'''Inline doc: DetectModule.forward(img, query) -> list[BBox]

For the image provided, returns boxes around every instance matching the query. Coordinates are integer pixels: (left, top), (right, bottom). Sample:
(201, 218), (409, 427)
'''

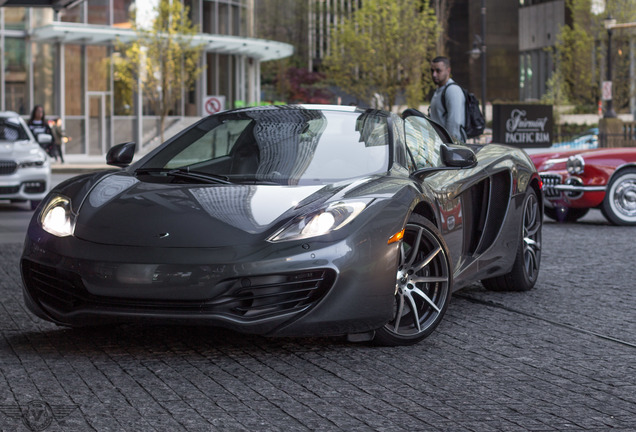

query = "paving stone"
(1, 211), (636, 430)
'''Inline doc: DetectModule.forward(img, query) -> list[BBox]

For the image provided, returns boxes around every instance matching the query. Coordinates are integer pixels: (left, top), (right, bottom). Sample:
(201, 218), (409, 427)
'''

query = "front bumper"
(540, 173), (606, 207)
(21, 225), (398, 337)
(0, 166), (50, 201)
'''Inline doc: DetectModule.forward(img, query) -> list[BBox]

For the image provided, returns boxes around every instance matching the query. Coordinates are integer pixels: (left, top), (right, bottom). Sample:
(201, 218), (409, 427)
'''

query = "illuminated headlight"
(267, 199), (373, 242)
(19, 159), (46, 169)
(40, 195), (76, 237)
(566, 155), (585, 175)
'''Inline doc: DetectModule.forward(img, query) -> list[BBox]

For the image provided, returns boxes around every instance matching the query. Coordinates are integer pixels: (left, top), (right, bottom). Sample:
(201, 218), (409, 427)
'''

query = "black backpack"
(441, 82), (485, 139)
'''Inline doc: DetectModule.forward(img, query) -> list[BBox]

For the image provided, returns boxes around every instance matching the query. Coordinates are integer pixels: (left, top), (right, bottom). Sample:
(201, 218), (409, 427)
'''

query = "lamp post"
(603, 15), (617, 118)
(480, 0), (486, 116)
(469, 1), (487, 115)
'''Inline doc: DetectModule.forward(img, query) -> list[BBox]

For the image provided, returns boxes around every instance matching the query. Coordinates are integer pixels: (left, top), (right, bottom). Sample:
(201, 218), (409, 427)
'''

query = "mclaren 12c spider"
(21, 105), (542, 346)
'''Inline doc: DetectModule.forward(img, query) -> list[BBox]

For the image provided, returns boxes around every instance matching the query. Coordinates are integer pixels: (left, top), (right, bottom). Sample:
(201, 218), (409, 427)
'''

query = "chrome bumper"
(540, 173), (606, 198)
(549, 184), (606, 192)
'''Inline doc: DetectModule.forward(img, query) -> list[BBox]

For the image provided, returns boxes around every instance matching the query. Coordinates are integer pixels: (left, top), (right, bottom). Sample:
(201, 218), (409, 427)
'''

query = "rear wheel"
(374, 215), (451, 346)
(544, 206), (589, 222)
(601, 168), (636, 226)
(482, 187), (541, 291)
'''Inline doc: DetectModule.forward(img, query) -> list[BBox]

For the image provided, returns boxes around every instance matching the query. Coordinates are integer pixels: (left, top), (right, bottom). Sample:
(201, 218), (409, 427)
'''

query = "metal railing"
(599, 121), (636, 148)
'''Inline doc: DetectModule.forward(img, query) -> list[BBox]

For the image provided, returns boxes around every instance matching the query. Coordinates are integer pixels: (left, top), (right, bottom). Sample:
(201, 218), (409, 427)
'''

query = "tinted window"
(0, 117), (30, 141)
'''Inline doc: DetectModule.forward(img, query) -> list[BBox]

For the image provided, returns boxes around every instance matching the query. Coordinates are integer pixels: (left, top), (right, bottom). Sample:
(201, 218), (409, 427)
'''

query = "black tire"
(482, 187), (541, 292)
(374, 215), (452, 346)
(601, 168), (636, 226)
(544, 206), (589, 222)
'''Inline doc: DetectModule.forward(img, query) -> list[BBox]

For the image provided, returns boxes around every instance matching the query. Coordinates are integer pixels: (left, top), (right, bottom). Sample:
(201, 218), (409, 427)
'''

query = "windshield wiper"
(135, 167), (231, 184)
(167, 168), (232, 184)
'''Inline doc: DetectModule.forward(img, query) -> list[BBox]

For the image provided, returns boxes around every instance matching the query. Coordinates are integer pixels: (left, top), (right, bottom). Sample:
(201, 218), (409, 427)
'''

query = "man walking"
(429, 56), (466, 142)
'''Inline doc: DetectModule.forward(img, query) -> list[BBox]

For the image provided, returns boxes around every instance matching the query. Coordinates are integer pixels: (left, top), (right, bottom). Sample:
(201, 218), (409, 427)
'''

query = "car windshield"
(0, 117), (30, 142)
(140, 107), (391, 185)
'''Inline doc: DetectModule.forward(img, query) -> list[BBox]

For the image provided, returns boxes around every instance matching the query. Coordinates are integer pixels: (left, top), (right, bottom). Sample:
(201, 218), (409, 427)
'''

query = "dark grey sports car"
(21, 105), (542, 346)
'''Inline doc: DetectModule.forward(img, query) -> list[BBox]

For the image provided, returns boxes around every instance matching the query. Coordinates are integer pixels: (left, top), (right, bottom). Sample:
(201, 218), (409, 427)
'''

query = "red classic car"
(530, 147), (636, 225)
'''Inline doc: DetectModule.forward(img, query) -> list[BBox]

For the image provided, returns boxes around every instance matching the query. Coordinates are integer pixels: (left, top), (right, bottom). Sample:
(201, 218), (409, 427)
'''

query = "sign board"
(492, 104), (553, 148)
(202, 95), (225, 115)
(602, 81), (612, 101)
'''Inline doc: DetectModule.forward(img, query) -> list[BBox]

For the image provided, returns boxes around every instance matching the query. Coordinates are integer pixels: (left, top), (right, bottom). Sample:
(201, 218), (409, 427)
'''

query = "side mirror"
(440, 144), (477, 168)
(37, 133), (53, 145)
(107, 142), (136, 167)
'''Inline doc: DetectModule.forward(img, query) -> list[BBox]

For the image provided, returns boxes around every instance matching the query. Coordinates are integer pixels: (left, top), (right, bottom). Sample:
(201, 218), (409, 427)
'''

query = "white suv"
(0, 111), (51, 210)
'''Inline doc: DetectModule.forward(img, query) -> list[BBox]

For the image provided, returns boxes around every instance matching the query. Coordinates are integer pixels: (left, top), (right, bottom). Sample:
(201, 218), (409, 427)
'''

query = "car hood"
(0, 140), (42, 159)
(72, 172), (372, 247)
(530, 147), (636, 171)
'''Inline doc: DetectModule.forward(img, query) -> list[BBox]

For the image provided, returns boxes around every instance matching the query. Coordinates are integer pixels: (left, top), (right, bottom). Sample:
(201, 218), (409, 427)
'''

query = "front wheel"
(601, 168), (636, 225)
(482, 187), (542, 291)
(374, 215), (452, 346)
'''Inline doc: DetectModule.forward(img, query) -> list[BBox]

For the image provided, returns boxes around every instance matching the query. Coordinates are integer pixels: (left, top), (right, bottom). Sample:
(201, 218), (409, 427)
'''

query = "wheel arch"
(607, 163), (636, 187)
(530, 174), (544, 214)
(410, 201), (438, 228)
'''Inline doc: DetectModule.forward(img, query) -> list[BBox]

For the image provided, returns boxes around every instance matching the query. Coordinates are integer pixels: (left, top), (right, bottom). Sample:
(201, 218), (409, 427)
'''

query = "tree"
(550, 0), (636, 112)
(605, 0), (636, 113)
(323, 0), (439, 111)
(254, 0), (311, 102)
(551, 0), (599, 108)
(431, 0), (455, 56)
(114, 0), (203, 142)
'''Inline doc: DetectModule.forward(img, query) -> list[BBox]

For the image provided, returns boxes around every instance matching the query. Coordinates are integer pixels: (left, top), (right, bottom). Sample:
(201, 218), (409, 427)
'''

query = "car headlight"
(19, 159), (46, 169)
(267, 199), (373, 242)
(566, 155), (585, 175)
(40, 195), (76, 237)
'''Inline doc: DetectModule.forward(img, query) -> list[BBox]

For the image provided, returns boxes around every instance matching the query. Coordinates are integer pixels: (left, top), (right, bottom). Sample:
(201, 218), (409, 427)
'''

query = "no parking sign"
(202, 95), (225, 115)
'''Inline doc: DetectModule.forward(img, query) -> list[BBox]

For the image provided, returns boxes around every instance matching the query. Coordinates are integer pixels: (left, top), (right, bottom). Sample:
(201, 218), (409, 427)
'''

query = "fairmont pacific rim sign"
(492, 104), (553, 148)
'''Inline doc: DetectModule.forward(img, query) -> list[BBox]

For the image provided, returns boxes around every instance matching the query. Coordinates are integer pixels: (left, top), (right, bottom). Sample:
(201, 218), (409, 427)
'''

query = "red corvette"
(530, 147), (636, 225)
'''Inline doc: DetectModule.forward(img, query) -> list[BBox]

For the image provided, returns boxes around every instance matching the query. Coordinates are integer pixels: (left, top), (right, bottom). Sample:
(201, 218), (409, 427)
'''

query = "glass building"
(0, 0), (292, 158)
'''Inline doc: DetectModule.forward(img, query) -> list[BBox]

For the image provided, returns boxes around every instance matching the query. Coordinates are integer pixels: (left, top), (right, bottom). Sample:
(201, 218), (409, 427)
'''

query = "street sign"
(492, 104), (553, 148)
(202, 96), (225, 115)
(602, 81), (612, 101)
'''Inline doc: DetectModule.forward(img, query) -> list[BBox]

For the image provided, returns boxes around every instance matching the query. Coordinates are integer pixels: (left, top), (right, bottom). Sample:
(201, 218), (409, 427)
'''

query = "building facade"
(0, 0), (292, 158)
(518, 0), (567, 101)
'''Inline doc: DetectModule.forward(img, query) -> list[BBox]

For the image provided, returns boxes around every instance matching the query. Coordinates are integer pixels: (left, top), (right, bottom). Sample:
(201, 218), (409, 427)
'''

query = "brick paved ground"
(1, 210), (635, 431)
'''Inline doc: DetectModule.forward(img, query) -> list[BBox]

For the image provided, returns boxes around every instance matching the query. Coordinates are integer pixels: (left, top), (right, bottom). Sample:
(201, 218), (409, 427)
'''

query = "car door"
(402, 114), (471, 268)
(403, 112), (511, 280)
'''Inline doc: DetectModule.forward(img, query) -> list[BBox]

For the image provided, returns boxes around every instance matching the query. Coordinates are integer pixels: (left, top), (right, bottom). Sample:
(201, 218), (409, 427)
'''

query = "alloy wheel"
(384, 221), (450, 340)
(523, 191), (541, 283)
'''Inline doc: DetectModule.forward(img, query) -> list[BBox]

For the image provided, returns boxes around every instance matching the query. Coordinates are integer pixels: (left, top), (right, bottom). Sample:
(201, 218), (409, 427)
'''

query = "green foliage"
(254, 0), (311, 102)
(551, 0), (599, 108)
(113, 0), (203, 141)
(323, 0), (439, 110)
(608, 0), (636, 112)
(551, 0), (636, 113)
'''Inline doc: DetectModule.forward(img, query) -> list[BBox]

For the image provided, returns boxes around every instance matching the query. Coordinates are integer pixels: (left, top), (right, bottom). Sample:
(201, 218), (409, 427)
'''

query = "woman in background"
(28, 104), (56, 159)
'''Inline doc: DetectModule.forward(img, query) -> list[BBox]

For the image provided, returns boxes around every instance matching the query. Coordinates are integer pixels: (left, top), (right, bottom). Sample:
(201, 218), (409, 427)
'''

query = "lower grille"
(214, 271), (333, 319)
(22, 260), (334, 321)
(540, 174), (562, 198)
(23, 181), (46, 194)
(0, 185), (20, 194)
